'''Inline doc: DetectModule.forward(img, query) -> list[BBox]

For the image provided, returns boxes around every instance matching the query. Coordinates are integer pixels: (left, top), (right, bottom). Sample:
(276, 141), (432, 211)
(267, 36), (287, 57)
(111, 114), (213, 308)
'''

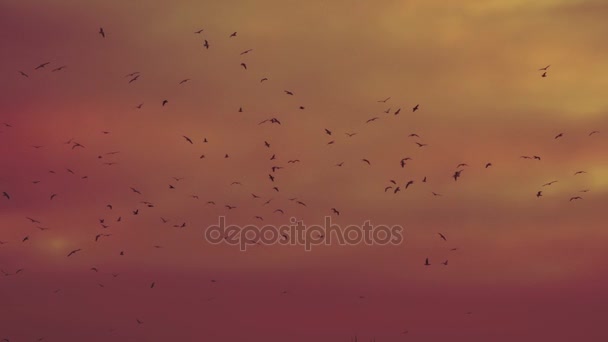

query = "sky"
(1, 0), (608, 341)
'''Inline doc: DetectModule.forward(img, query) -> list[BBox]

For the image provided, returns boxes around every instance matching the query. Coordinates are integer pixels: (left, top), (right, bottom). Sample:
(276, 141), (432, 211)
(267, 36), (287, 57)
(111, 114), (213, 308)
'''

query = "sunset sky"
(1, 0), (608, 341)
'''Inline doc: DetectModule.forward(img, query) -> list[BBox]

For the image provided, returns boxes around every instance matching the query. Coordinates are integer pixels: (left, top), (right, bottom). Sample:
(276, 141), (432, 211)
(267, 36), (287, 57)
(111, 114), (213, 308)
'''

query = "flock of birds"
(0, 22), (603, 342)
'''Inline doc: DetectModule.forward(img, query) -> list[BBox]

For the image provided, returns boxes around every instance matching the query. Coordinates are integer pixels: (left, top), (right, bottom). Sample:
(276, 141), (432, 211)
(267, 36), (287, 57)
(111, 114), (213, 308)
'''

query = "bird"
(542, 181), (558, 186)
(331, 208), (340, 216)
(589, 130), (600, 136)
(362, 159), (371, 165)
(194, 29), (204, 34)
(536, 191), (542, 198)
(230, 31), (237, 37)
(240, 49), (253, 55)
(67, 249), (82, 257)
(179, 79), (190, 84)
(203, 40), (209, 49)
(99, 27), (105, 38)
(405, 180), (414, 189)
(539, 65), (550, 71)
(377, 97), (390, 103)
(541, 72), (547, 78)
(415, 142), (428, 147)
(162, 100), (168, 106)
(260, 78), (268, 82)
(324, 128), (332, 135)
(574, 171), (586, 175)
(555, 133), (563, 139)
(424, 258), (430, 266)
(19, 71), (29, 77)
(569, 196), (583, 201)
(35, 62), (50, 70)
(240, 63), (247, 70)
(52, 65), (67, 72)
(412, 104), (419, 112)
(453, 170), (463, 181)
(2, 192), (9, 200)
(284, 90), (294, 95)
(366, 117), (379, 123)
(182, 136), (193, 144)
(438, 233), (447, 241)
(485, 163), (492, 168)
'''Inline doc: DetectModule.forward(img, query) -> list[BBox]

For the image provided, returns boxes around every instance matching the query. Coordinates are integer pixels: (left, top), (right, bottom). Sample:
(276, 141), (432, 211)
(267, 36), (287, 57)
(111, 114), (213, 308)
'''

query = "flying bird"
(99, 27), (105, 38)
(182, 136), (193, 144)
(453, 170), (463, 181)
(539, 65), (550, 71)
(35, 62), (50, 70)
(67, 249), (82, 257)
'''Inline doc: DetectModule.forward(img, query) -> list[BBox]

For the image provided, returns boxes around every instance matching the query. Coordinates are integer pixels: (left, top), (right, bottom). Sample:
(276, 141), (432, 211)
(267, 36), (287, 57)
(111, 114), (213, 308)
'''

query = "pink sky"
(1, 0), (608, 341)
